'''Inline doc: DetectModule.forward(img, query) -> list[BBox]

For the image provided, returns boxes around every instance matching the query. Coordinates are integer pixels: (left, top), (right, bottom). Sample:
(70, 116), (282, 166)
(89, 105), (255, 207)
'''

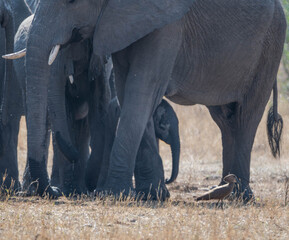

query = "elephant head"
(153, 99), (180, 184)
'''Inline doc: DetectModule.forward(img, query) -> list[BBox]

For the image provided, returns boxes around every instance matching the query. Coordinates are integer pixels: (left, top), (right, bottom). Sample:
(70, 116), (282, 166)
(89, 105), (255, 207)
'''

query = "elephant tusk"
(69, 75), (74, 84)
(48, 45), (60, 65)
(2, 48), (27, 59)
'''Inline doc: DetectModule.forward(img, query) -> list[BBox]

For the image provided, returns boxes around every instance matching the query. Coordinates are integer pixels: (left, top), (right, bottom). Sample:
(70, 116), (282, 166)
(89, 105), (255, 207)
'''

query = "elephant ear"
(93, 0), (194, 55)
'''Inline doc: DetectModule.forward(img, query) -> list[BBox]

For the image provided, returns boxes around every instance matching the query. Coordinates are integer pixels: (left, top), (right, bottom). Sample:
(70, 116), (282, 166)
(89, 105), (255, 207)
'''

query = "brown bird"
(196, 174), (238, 201)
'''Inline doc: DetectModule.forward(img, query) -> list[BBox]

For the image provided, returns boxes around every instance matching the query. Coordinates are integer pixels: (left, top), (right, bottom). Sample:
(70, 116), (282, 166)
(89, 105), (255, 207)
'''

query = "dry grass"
(2, 74), (289, 239)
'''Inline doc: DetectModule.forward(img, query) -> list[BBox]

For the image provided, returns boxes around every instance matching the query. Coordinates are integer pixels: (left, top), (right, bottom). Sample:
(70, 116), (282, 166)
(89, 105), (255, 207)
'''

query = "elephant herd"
(0, 0), (286, 203)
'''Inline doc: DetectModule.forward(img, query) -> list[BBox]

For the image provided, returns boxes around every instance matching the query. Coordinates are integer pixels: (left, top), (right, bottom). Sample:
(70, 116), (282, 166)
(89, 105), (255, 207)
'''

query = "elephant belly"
(167, 0), (273, 106)
(168, 61), (257, 106)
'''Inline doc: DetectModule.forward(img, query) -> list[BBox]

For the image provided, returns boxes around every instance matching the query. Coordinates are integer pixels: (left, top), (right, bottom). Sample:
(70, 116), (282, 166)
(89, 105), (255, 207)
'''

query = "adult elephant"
(0, 0), (31, 190)
(11, 15), (181, 196)
(24, 0), (285, 201)
(12, 14), (103, 195)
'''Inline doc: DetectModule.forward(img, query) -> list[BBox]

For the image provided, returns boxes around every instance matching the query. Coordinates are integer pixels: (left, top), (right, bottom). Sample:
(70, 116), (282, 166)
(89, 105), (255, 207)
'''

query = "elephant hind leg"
(208, 101), (263, 202)
(208, 5), (285, 203)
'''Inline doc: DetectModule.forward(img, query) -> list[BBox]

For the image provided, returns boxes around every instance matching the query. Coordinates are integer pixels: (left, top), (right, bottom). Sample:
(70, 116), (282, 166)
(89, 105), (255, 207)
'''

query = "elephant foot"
(28, 158), (62, 199)
(136, 184), (170, 201)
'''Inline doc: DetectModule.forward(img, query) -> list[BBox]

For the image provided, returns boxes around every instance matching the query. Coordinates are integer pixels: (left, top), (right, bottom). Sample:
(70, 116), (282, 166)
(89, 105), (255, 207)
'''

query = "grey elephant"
(9, 13), (181, 197)
(23, 0), (285, 202)
(11, 15), (181, 196)
(11, 14), (96, 195)
(0, 0), (31, 190)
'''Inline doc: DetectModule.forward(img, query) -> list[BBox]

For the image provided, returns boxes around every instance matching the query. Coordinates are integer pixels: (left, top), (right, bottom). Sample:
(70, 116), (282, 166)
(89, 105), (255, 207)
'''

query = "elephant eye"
(68, 0), (75, 3)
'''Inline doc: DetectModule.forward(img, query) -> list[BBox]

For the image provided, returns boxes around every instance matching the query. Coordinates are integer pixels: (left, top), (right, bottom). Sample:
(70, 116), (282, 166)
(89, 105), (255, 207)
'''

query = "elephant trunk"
(25, 31), (53, 195)
(25, 21), (77, 196)
(48, 55), (79, 164)
(165, 123), (180, 184)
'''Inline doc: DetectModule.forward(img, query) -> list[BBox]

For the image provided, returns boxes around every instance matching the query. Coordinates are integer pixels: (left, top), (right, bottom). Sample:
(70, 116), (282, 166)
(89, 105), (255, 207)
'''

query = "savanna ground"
(0, 75), (288, 239)
(0, 65), (289, 239)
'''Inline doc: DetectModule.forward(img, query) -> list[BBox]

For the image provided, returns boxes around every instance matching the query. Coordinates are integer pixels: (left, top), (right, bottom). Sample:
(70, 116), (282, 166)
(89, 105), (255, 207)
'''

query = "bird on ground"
(196, 174), (238, 201)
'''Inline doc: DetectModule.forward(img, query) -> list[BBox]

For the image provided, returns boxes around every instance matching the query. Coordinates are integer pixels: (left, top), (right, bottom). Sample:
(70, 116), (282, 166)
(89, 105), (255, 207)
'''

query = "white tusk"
(69, 75), (74, 84)
(48, 45), (60, 65)
(2, 48), (27, 59)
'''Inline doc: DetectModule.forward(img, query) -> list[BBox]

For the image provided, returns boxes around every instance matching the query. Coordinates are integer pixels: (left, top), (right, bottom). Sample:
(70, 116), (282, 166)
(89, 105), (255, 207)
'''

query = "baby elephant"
(153, 99), (180, 184)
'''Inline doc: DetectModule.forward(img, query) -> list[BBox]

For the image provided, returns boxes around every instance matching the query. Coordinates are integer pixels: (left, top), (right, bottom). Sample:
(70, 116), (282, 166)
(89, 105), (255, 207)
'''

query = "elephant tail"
(267, 80), (283, 158)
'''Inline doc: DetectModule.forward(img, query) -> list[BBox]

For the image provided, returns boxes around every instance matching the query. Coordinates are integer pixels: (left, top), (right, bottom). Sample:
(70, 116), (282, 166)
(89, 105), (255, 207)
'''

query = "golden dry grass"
(1, 72), (289, 239)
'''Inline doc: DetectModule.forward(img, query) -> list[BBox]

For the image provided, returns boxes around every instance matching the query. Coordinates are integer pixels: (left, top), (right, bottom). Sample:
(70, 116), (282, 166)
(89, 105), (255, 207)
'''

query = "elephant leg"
(0, 116), (21, 191)
(22, 113), (51, 194)
(134, 117), (169, 201)
(208, 103), (238, 183)
(208, 84), (278, 203)
(54, 101), (90, 196)
(103, 25), (181, 196)
(97, 97), (120, 189)
(208, 103), (258, 202)
(69, 117), (90, 194)
(85, 109), (106, 192)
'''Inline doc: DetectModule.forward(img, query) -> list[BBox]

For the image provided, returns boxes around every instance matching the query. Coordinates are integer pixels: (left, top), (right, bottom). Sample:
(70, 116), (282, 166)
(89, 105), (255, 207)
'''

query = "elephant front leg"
(85, 113), (106, 192)
(103, 65), (170, 197)
(103, 24), (181, 197)
(134, 117), (169, 201)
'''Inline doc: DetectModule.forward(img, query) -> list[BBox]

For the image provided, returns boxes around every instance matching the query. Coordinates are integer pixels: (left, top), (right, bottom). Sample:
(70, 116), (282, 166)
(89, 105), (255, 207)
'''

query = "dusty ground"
(1, 81), (289, 239)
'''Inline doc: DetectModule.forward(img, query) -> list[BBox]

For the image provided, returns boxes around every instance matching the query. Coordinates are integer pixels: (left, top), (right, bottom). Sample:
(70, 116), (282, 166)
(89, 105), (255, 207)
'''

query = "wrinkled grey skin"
(0, 0), (30, 190)
(25, 0), (286, 201)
